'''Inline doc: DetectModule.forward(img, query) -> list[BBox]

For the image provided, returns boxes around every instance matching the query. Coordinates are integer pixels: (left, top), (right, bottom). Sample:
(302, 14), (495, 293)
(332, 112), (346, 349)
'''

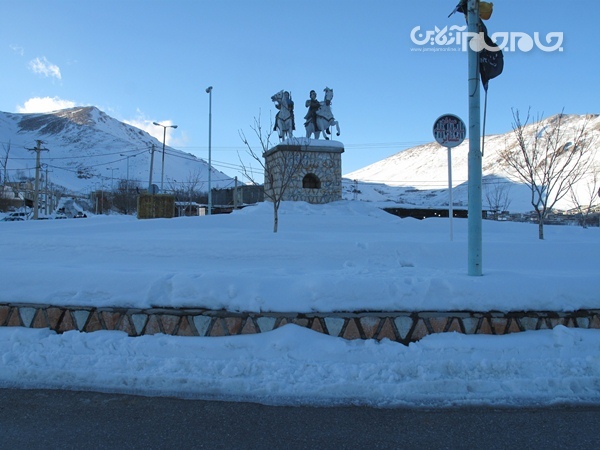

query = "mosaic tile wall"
(2, 303), (599, 344)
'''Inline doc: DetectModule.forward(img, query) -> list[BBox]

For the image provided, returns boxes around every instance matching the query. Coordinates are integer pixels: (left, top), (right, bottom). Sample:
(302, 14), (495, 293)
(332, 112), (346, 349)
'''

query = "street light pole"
(206, 86), (213, 215)
(153, 122), (178, 192)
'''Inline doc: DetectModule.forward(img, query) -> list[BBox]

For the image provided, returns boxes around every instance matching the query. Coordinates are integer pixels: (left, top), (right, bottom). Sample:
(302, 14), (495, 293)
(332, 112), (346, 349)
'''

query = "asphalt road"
(1, 388), (599, 449)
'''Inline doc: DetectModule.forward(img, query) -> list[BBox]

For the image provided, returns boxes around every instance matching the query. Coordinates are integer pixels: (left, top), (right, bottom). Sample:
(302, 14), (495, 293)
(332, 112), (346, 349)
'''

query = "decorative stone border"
(2, 303), (599, 345)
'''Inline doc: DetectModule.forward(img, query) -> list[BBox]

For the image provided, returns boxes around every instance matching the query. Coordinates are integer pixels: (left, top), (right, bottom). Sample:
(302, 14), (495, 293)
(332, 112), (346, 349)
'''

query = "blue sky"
(1, 0), (598, 181)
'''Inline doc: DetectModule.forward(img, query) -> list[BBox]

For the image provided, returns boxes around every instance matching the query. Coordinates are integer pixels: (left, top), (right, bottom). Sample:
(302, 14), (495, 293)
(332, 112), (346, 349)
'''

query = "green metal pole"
(467, 0), (482, 276)
(206, 86), (213, 215)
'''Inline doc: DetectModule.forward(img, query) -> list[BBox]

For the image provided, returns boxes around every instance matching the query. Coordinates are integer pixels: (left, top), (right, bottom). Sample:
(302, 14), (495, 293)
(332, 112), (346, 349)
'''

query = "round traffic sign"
(433, 114), (466, 148)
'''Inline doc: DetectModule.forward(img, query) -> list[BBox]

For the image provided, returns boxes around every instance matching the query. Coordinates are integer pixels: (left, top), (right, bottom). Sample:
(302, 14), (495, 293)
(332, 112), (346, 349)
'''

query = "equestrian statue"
(304, 87), (341, 140)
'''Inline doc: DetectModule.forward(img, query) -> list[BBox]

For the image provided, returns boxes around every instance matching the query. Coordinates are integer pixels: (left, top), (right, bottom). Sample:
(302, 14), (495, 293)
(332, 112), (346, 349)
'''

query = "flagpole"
(467, 0), (483, 276)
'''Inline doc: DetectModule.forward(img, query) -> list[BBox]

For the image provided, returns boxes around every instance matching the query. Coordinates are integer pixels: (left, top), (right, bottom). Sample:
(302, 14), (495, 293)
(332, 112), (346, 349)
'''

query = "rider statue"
(274, 90), (295, 132)
(304, 90), (320, 134)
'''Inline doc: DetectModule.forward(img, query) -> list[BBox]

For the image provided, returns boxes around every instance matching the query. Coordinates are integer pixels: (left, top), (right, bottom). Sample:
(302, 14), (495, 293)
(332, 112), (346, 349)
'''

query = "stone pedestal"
(264, 139), (344, 204)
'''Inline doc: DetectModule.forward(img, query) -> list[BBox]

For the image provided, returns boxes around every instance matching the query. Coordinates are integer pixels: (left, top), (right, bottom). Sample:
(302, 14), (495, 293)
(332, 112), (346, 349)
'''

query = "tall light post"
(120, 153), (137, 214)
(153, 122), (178, 192)
(205, 86), (213, 215)
(95, 180), (105, 214)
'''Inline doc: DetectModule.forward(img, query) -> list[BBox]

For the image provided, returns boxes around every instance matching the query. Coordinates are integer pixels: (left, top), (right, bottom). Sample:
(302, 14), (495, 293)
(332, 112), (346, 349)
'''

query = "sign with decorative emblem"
(433, 114), (466, 148)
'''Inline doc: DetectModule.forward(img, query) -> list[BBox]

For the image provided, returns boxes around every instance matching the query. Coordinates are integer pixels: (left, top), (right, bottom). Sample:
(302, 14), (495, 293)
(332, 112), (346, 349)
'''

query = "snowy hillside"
(344, 114), (600, 213)
(0, 107), (234, 194)
(3, 108), (598, 214)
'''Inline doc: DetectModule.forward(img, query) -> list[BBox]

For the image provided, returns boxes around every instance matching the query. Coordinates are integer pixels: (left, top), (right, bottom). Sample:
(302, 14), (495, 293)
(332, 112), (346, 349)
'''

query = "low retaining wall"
(2, 303), (599, 345)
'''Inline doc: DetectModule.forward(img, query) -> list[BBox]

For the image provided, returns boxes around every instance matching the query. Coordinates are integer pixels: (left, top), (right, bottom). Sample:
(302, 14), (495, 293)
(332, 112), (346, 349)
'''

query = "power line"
(8, 146), (152, 161)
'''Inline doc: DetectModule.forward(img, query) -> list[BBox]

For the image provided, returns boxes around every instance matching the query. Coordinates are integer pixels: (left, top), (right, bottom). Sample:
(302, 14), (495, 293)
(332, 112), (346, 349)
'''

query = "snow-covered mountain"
(2, 107), (598, 215)
(0, 106), (234, 194)
(344, 114), (600, 213)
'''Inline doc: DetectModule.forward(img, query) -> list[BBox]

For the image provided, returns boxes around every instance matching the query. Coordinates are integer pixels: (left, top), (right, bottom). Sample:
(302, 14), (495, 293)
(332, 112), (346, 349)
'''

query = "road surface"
(1, 389), (598, 449)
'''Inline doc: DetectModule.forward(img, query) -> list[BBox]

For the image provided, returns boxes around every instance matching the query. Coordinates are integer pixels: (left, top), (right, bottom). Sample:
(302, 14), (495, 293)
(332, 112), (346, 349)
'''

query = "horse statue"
(271, 90), (295, 141)
(305, 87), (341, 140)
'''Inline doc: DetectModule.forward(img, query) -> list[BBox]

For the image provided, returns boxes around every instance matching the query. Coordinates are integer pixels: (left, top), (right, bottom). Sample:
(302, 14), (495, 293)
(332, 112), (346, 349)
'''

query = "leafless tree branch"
(499, 109), (593, 239)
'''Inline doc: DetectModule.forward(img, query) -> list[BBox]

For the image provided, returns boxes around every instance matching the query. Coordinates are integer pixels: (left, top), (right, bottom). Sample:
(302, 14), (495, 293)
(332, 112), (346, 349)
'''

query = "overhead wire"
(4, 134), (542, 189)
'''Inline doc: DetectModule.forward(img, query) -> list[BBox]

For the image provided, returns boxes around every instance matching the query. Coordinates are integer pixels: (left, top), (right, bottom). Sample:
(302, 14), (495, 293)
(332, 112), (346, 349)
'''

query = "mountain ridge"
(343, 113), (600, 213)
(0, 107), (234, 194)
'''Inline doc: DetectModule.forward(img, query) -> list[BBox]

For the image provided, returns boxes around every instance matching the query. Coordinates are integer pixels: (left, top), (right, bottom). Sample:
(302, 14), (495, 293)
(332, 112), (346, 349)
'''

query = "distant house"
(1, 185), (18, 200)
(175, 201), (206, 217)
(0, 183), (34, 212)
(211, 185), (264, 208)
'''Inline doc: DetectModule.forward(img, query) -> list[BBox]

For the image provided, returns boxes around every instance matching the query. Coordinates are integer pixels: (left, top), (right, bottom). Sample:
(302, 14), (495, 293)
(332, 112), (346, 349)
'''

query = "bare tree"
(111, 178), (141, 214)
(239, 112), (305, 232)
(499, 110), (593, 239)
(168, 170), (205, 216)
(483, 175), (512, 219)
(569, 163), (599, 228)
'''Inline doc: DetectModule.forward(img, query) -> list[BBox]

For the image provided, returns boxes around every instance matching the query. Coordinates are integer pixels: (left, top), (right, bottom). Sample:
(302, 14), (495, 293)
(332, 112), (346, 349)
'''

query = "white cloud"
(29, 56), (62, 80)
(124, 111), (178, 146)
(17, 97), (76, 113)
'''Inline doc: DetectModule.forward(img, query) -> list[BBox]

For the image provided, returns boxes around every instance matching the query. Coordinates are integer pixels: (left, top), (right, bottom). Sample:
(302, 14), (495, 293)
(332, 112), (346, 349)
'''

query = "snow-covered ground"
(1, 201), (599, 407)
(2, 324), (600, 407)
(1, 201), (597, 312)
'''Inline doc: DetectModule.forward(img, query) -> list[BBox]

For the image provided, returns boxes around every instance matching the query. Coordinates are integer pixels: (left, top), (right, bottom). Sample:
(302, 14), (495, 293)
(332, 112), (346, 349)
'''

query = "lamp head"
(206, 86), (213, 93)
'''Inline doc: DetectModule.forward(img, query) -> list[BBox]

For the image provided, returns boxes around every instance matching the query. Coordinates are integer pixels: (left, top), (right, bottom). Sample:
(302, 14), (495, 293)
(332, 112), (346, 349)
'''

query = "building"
(211, 185), (264, 208)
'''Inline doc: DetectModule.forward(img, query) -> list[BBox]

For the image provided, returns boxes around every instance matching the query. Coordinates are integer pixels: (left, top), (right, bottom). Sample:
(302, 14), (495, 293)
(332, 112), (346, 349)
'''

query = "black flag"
(448, 1), (503, 90)
(479, 30), (504, 91)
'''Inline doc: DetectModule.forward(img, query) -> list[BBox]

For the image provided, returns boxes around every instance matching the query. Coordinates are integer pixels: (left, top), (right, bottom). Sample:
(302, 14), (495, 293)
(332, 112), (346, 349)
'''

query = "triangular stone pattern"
(1, 304), (599, 344)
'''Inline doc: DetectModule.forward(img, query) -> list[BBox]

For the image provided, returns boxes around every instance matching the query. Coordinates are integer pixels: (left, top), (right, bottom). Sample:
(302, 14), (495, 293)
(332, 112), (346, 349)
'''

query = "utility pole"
(467, 0), (483, 276)
(148, 144), (156, 192)
(43, 164), (52, 215)
(27, 140), (48, 220)
(120, 153), (137, 214)
(234, 176), (238, 209)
